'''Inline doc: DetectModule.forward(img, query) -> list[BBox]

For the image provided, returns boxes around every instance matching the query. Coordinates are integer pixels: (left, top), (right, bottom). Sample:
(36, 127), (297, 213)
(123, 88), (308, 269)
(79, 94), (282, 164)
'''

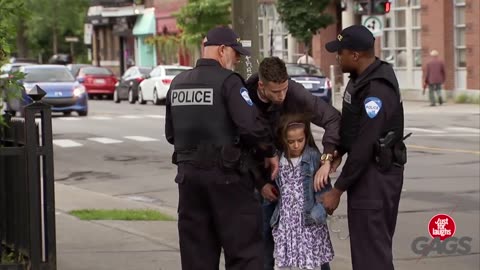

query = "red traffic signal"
(372, 0), (391, 14)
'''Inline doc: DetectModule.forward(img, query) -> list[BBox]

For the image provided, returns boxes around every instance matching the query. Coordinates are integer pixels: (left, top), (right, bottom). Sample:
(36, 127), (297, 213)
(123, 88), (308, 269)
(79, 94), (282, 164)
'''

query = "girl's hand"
(314, 161), (331, 192)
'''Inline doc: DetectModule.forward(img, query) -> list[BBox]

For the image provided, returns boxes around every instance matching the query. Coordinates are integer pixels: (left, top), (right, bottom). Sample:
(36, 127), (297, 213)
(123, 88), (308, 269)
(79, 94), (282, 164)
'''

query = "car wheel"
(78, 111), (88, 117)
(63, 111), (72, 116)
(113, 90), (120, 103)
(128, 88), (136, 104)
(138, 88), (146, 105)
(153, 89), (161, 105)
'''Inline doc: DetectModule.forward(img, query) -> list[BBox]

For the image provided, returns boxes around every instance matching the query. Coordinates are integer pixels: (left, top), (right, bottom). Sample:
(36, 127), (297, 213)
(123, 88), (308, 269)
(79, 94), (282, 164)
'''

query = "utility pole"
(231, 0), (260, 80)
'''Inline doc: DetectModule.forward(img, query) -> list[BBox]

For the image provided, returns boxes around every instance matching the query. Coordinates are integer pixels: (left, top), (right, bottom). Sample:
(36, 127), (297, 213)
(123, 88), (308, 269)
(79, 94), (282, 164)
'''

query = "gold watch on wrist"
(320, 153), (334, 164)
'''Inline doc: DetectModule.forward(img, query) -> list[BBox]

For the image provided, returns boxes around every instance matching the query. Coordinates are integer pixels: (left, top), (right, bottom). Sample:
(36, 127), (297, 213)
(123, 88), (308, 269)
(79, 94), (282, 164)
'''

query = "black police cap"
(325, 25), (375, 53)
(203, 26), (250, 56)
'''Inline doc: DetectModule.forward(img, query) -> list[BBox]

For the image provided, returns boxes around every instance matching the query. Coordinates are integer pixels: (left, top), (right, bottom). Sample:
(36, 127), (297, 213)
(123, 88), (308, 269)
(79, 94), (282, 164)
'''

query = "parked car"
(1, 62), (35, 75)
(19, 65), (88, 116)
(76, 66), (117, 99)
(66, 64), (92, 76)
(286, 63), (332, 104)
(1, 62), (36, 114)
(138, 65), (192, 105)
(113, 66), (152, 104)
(48, 54), (72, 65)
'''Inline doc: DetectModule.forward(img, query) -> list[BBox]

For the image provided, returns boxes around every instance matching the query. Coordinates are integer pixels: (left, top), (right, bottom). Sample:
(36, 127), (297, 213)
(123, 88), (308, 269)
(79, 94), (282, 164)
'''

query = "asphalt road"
(51, 99), (480, 269)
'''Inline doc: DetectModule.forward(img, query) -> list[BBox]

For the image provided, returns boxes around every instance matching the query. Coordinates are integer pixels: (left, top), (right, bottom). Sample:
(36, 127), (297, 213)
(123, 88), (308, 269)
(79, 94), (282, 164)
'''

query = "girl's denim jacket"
(270, 146), (332, 227)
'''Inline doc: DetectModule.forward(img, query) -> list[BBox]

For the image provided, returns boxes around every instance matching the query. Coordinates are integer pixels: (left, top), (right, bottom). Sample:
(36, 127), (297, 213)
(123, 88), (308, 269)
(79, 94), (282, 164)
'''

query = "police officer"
(245, 57), (341, 270)
(165, 26), (279, 270)
(320, 25), (406, 270)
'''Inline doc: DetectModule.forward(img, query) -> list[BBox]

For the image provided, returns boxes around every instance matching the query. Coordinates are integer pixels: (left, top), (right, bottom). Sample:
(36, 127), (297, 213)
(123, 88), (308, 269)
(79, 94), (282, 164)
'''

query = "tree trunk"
(52, 0), (58, 54)
(15, 19), (29, 58)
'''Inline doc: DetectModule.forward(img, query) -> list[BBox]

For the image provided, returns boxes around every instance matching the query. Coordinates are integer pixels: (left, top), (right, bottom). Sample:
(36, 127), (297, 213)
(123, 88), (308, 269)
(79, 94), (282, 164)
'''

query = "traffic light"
(372, 0), (391, 15)
(353, 0), (371, 15)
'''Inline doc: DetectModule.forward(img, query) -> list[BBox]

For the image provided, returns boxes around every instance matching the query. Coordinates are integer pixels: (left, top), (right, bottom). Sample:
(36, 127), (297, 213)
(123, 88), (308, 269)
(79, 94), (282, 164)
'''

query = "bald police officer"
(165, 26), (279, 270)
(321, 25), (407, 270)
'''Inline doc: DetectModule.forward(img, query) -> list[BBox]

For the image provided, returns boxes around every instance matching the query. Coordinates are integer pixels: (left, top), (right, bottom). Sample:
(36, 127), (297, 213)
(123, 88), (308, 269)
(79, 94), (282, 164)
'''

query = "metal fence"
(0, 87), (56, 270)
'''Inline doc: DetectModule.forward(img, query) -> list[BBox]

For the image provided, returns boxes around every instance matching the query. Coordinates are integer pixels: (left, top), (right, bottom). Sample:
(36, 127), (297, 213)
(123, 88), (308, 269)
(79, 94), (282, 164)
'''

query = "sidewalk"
(55, 183), (479, 270)
(331, 91), (480, 115)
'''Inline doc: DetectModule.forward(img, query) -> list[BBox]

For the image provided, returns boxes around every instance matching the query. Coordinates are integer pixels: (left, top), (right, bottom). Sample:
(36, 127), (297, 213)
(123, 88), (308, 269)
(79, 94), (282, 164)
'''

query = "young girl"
(271, 114), (334, 270)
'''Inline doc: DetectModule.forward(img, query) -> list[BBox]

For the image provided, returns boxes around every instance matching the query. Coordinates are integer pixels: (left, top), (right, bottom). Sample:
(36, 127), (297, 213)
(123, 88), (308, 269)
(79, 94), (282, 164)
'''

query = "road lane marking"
(407, 144), (480, 155)
(119, 115), (143, 119)
(58, 117), (81, 121)
(445, 127), (480, 133)
(123, 136), (159, 142)
(146, 115), (165, 119)
(90, 116), (113, 120)
(405, 128), (446, 133)
(53, 139), (82, 148)
(87, 137), (123, 144)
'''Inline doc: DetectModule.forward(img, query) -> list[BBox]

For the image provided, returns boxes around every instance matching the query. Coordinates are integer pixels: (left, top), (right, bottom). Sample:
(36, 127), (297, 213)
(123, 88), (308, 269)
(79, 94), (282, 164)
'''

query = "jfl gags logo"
(411, 214), (472, 256)
(428, 214), (455, 240)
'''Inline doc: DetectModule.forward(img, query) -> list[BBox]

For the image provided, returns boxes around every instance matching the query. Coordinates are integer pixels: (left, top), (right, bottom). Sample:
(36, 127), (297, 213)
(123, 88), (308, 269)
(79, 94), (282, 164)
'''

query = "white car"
(137, 65), (192, 105)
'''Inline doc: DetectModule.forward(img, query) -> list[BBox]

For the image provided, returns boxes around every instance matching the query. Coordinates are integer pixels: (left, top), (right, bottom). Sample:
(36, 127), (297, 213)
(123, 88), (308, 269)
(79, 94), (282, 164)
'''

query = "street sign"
(362, 15), (384, 37)
(65, 36), (79, 43)
(84, 24), (93, 45)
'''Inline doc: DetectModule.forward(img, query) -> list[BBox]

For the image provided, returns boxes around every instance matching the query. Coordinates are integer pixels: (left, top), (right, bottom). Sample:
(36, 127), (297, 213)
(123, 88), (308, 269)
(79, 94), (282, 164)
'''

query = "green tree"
(0, 0), (28, 126)
(11, 0), (90, 62)
(175, 0), (231, 47)
(276, 0), (334, 56)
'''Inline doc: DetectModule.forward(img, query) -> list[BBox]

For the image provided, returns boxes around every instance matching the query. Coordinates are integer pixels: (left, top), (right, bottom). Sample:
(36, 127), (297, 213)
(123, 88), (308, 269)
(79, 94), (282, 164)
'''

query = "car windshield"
(286, 66), (309, 76)
(287, 65), (323, 76)
(139, 68), (152, 75)
(82, 67), (112, 75)
(24, 68), (75, 83)
(165, 68), (188, 76)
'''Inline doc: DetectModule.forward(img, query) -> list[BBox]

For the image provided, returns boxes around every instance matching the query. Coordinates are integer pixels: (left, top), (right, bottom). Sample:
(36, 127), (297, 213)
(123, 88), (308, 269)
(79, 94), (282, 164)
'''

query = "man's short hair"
(259, 57), (289, 84)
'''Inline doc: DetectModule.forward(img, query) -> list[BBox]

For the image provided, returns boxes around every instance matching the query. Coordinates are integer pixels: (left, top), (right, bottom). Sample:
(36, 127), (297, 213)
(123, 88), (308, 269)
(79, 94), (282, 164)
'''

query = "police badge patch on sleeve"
(364, 97), (382, 118)
(240, 87), (253, 106)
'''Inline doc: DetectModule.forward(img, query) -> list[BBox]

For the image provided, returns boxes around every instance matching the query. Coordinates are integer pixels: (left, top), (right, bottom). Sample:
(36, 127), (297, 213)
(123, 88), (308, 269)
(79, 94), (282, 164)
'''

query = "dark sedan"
(286, 63), (332, 104)
(113, 66), (152, 104)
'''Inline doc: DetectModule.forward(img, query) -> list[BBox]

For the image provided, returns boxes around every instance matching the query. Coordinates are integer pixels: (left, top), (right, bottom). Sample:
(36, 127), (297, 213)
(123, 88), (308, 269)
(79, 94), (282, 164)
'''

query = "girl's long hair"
(276, 113), (319, 166)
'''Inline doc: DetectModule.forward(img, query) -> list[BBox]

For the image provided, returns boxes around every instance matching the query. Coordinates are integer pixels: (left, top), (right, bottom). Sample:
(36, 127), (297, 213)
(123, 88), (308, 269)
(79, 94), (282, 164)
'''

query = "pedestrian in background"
(423, 49), (445, 106)
(270, 113), (334, 270)
(165, 26), (279, 270)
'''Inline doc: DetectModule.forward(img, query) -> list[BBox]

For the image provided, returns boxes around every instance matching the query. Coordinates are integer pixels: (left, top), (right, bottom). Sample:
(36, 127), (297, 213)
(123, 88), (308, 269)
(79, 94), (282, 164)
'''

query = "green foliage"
(11, 0), (90, 60)
(455, 93), (480, 104)
(276, 0), (334, 50)
(174, 0), (231, 47)
(0, 0), (28, 126)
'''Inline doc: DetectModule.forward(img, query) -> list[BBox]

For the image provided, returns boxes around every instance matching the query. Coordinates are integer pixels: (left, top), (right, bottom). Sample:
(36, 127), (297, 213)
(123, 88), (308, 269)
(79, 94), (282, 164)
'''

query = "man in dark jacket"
(322, 25), (406, 270)
(245, 56), (341, 270)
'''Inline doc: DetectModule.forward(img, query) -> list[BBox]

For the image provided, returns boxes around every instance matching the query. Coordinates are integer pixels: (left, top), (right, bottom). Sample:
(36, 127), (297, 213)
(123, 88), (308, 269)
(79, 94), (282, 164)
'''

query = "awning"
(133, 8), (156, 36)
(101, 5), (145, 17)
(156, 12), (179, 34)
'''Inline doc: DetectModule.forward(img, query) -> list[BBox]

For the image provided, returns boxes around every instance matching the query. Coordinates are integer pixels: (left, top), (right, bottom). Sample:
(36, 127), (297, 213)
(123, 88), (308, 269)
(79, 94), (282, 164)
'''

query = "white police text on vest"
(171, 88), (213, 106)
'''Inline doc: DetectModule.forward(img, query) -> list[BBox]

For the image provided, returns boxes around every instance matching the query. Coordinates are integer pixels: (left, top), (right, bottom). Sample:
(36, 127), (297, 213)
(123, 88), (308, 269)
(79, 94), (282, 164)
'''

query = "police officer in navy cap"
(165, 26), (280, 270)
(321, 25), (407, 270)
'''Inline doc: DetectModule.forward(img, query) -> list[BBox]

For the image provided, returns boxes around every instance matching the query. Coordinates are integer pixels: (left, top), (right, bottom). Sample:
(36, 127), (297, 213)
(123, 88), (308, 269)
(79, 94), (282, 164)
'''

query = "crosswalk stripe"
(90, 116), (113, 120)
(413, 134), (480, 137)
(53, 139), (82, 148)
(123, 136), (159, 142)
(58, 117), (81, 121)
(146, 115), (165, 119)
(87, 137), (123, 144)
(445, 127), (480, 133)
(119, 115), (143, 119)
(405, 128), (446, 134)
